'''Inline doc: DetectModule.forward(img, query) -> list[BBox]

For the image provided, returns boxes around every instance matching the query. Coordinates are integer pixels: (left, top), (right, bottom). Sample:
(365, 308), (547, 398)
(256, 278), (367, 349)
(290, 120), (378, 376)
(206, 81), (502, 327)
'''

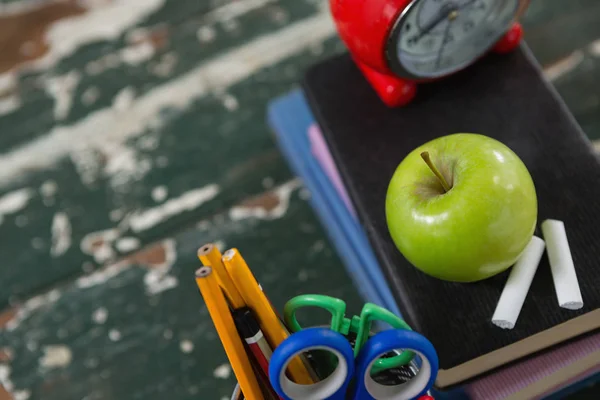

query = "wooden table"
(0, 1), (598, 399)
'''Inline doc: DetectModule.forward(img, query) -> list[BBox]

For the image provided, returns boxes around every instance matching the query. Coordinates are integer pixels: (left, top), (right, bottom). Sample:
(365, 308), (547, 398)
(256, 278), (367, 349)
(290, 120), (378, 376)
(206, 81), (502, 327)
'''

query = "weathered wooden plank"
(0, 0), (341, 307)
(0, 182), (362, 400)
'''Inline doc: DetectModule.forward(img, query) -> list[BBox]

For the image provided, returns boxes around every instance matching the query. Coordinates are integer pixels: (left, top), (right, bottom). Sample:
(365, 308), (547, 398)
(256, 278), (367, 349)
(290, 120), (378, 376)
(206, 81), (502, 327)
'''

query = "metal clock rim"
(384, 0), (531, 80)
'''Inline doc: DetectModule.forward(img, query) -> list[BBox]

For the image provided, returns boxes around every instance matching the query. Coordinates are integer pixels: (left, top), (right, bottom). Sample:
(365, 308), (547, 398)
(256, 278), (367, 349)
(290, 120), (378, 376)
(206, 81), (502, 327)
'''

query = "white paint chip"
(222, 93), (239, 111)
(180, 340), (194, 353)
(129, 184), (220, 232)
(108, 329), (122, 341)
(143, 240), (178, 295)
(150, 52), (178, 77)
(121, 42), (155, 66)
(229, 179), (300, 221)
(213, 363), (232, 379)
(82, 86), (100, 106)
(50, 212), (72, 257)
(40, 180), (58, 198)
(151, 185), (168, 202)
(92, 307), (108, 324)
(80, 229), (119, 264)
(112, 86), (136, 112)
(0, 189), (34, 222)
(543, 51), (585, 82)
(40, 345), (72, 369)
(197, 26), (216, 43)
(115, 237), (141, 252)
(13, 390), (31, 400)
(44, 71), (81, 120)
(588, 39), (600, 57)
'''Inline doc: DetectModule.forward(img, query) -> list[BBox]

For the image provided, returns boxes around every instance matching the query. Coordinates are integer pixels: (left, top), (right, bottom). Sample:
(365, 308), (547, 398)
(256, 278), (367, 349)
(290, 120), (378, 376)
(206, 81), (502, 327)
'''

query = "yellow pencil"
(198, 243), (246, 309)
(195, 266), (263, 400)
(222, 248), (314, 385)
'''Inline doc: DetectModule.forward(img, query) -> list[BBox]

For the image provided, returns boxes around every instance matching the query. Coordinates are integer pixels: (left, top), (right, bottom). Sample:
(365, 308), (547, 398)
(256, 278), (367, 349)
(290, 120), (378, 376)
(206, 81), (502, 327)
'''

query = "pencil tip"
(197, 243), (213, 256)
(223, 248), (236, 260)
(196, 266), (212, 277)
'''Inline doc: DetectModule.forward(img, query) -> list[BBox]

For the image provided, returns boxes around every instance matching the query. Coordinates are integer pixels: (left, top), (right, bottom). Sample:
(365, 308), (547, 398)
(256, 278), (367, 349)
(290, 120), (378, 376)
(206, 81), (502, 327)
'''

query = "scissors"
(284, 294), (414, 372)
(269, 327), (438, 400)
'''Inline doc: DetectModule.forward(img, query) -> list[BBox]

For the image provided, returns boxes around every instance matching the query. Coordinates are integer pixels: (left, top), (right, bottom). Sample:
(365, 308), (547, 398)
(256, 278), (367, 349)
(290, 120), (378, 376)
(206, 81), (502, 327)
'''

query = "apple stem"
(420, 151), (451, 192)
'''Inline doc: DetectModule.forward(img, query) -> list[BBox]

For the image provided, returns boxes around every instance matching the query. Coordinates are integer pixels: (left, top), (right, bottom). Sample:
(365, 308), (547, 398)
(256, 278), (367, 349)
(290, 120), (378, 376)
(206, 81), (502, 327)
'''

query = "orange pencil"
(222, 248), (314, 385)
(198, 243), (245, 309)
(195, 266), (263, 399)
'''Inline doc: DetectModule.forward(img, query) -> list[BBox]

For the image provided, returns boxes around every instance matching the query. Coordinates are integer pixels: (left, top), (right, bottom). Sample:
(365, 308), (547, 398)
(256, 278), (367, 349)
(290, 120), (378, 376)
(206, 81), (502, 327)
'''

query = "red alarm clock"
(330, 0), (530, 107)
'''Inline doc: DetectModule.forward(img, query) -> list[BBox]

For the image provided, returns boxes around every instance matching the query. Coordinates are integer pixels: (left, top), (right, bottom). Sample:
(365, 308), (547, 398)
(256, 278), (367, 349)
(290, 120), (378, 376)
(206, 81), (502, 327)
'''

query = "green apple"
(385, 133), (537, 282)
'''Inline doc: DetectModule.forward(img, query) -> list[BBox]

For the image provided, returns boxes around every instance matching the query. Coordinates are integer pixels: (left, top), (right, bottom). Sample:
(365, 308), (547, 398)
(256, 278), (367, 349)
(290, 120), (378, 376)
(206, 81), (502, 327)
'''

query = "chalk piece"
(492, 236), (546, 329)
(541, 220), (583, 310)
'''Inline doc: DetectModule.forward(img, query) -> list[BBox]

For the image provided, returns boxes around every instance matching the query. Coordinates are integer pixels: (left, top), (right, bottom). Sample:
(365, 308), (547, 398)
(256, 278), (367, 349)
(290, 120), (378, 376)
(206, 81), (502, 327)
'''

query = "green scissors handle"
(283, 294), (414, 373)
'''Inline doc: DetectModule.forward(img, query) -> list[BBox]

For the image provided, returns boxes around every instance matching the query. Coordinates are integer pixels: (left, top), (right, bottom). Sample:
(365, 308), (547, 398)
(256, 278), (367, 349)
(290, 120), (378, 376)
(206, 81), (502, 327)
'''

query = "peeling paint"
(129, 184), (220, 232)
(0, 188), (34, 225)
(40, 345), (72, 369)
(112, 86), (136, 112)
(0, 72), (20, 116)
(81, 86), (100, 106)
(151, 186), (168, 202)
(221, 93), (239, 111)
(589, 39), (600, 57)
(5, 289), (61, 331)
(115, 237), (141, 253)
(229, 179), (301, 221)
(81, 228), (120, 263)
(180, 340), (194, 353)
(14, 390), (31, 400)
(108, 329), (121, 341)
(0, 364), (13, 392)
(92, 307), (108, 324)
(44, 70), (81, 120)
(205, 0), (275, 24)
(50, 212), (71, 257)
(0, 10), (336, 185)
(76, 262), (128, 289)
(197, 26), (216, 43)
(543, 50), (585, 82)
(120, 42), (155, 66)
(40, 180), (58, 198)
(139, 240), (178, 295)
(213, 364), (231, 379)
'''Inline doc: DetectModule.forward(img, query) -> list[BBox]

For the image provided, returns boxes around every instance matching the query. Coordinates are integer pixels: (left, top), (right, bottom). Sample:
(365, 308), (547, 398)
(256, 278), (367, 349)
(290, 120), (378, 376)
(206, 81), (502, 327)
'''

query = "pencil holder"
(229, 328), (431, 400)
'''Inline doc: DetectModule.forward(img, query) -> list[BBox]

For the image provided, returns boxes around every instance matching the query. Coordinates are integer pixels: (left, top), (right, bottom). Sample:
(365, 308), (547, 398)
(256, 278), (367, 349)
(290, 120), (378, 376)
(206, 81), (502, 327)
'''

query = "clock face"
(387, 0), (523, 79)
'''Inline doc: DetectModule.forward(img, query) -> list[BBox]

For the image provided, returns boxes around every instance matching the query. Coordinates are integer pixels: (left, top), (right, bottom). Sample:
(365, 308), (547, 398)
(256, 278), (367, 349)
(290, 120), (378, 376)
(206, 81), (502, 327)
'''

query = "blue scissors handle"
(269, 328), (354, 400)
(352, 329), (439, 400)
(269, 328), (439, 400)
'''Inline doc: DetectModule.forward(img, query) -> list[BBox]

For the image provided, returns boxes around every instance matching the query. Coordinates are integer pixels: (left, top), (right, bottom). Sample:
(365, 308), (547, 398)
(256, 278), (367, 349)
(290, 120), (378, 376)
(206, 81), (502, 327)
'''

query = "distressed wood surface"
(0, 0), (598, 399)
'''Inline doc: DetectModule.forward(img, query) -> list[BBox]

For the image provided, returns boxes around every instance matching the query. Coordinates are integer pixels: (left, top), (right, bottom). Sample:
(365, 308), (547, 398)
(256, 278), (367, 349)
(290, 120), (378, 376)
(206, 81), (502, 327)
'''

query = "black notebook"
(302, 45), (600, 388)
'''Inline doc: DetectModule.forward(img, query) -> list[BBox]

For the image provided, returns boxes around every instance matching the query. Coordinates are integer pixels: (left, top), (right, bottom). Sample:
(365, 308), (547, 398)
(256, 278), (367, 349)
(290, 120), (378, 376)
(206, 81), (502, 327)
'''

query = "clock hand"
(414, 0), (473, 42)
(414, 8), (454, 41)
(435, 18), (455, 69)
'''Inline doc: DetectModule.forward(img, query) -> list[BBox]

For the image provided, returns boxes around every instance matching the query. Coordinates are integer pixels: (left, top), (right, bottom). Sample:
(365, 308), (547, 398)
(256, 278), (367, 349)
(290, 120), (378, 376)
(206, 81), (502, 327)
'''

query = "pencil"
(195, 266), (263, 400)
(222, 248), (314, 385)
(198, 243), (245, 309)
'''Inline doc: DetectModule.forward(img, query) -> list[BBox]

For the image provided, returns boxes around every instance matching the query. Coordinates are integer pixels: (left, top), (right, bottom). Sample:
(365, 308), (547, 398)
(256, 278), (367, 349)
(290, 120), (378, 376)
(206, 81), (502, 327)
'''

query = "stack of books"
(267, 45), (600, 399)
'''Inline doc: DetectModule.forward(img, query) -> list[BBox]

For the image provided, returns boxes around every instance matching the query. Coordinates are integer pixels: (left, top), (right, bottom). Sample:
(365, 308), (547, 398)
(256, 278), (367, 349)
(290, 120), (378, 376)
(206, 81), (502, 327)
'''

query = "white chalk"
(541, 219), (584, 310)
(492, 236), (546, 330)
